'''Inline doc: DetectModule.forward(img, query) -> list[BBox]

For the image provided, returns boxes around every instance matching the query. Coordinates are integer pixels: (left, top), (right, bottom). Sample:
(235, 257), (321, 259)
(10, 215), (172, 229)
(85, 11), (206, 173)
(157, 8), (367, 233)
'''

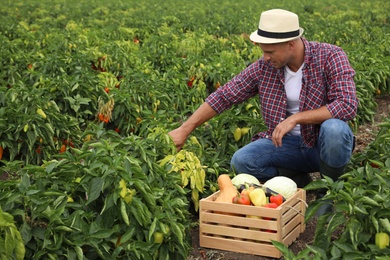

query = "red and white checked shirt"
(205, 38), (358, 148)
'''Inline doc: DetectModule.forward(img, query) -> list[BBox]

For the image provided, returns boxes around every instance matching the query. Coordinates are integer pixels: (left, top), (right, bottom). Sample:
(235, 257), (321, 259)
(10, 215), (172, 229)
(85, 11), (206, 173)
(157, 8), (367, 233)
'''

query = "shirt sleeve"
(205, 63), (260, 114)
(324, 47), (358, 121)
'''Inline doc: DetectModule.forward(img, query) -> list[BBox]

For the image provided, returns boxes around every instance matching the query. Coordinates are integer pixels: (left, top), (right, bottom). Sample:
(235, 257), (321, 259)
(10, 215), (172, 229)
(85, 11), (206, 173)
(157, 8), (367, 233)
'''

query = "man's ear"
(287, 40), (295, 49)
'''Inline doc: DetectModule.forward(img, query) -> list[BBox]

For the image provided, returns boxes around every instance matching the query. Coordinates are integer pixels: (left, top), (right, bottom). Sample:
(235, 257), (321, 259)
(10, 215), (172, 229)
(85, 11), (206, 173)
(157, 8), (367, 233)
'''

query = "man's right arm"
(168, 102), (217, 151)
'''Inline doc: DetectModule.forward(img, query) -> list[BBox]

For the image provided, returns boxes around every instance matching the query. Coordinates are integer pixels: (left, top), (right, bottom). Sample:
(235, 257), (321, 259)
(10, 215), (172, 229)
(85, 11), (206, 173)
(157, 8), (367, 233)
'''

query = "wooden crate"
(199, 189), (306, 258)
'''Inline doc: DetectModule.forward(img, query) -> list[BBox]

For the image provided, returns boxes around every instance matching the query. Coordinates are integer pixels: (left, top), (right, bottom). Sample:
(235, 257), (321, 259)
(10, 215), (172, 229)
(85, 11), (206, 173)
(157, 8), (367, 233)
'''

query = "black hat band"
(257, 28), (300, 39)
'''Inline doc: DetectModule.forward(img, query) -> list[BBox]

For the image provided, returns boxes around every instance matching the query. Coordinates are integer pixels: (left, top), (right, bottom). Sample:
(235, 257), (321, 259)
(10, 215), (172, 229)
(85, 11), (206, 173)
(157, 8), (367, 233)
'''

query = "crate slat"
(199, 188), (306, 258)
(200, 235), (282, 258)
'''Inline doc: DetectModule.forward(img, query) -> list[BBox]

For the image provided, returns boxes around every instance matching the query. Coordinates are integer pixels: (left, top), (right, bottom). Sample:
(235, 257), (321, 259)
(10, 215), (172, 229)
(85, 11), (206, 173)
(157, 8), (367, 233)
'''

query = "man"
(169, 9), (358, 213)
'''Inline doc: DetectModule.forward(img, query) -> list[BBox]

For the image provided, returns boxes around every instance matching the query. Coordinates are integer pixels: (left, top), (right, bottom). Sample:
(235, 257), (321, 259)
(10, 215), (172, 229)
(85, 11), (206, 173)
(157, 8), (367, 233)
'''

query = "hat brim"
(249, 28), (304, 44)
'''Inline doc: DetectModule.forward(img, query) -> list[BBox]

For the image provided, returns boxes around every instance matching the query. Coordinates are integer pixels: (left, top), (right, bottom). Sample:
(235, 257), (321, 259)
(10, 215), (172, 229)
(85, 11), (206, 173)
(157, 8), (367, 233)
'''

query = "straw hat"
(250, 9), (304, 44)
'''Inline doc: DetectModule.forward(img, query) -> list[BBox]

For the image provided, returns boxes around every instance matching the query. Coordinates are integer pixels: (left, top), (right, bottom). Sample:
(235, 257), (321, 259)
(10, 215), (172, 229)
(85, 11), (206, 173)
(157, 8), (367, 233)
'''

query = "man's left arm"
(271, 106), (331, 147)
(323, 48), (358, 121)
(272, 47), (358, 147)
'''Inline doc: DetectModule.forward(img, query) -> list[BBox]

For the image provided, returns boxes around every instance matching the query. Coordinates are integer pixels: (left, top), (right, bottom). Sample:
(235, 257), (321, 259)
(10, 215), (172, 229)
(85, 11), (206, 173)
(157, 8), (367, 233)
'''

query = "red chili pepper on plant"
(60, 144), (67, 154)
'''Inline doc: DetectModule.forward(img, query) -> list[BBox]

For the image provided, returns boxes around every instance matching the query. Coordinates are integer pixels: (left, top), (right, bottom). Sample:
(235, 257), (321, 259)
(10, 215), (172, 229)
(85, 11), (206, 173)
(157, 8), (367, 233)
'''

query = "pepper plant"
(0, 125), (192, 259)
(273, 118), (390, 259)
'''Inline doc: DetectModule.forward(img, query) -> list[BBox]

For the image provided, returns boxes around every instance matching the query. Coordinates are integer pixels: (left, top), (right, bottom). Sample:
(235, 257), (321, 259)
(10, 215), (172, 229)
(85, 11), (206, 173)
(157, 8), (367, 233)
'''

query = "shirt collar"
(301, 38), (312, 69)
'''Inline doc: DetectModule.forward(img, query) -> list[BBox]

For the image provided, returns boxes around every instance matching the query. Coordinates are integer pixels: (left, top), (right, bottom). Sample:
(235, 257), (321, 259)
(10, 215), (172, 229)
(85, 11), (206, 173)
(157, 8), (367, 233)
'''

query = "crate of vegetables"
(199, 174), (306, 258)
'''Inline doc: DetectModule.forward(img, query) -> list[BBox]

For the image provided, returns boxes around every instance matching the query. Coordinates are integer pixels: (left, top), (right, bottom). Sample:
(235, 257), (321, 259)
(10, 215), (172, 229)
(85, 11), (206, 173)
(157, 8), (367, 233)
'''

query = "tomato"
(270, 194), (284, 206)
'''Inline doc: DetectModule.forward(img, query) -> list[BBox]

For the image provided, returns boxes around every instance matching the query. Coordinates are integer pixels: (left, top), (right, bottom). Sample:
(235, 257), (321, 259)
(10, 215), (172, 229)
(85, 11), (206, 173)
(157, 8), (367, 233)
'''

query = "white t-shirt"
(284, 64), (304, 136)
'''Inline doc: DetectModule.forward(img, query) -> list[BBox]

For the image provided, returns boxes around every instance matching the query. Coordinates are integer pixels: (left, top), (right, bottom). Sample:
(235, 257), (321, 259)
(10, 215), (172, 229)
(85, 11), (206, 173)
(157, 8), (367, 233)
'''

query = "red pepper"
(264, 202), (278, 209)
(232, 190), (251, 205)
(262, 202), (278, 232)
(59, 144), (67, 154)
(263, 202), (278, 221)
(270, 194), (284, 206)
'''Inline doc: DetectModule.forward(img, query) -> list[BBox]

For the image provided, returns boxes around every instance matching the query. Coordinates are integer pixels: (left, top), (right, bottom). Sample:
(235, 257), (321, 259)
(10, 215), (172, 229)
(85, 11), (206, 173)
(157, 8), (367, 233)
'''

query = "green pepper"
(375, 232), (389, 249)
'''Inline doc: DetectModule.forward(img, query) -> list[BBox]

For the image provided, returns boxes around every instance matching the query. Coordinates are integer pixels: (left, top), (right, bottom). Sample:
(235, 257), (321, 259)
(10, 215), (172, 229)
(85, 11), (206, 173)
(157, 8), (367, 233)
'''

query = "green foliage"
(350, 119), (390, 169)
(273, 118), (390, 259)
(0, 207), (25, 260)
(0, 126), (191, 259)
(0, 0), (390, 258)
(1, 0), (389, 164)
(159, 148), (206, 212)
(304, 160), (390, 259)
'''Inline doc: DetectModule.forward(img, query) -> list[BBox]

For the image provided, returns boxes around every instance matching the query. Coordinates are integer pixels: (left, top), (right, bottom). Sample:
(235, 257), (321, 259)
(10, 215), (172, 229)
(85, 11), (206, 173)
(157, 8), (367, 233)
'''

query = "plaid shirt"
(205, 38), (358, 148)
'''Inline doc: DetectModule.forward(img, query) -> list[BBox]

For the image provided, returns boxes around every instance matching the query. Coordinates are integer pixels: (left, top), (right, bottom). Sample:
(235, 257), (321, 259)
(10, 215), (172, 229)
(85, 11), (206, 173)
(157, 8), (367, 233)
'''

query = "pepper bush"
(0, 125), (192, 259)
(273, 118), (390, 259)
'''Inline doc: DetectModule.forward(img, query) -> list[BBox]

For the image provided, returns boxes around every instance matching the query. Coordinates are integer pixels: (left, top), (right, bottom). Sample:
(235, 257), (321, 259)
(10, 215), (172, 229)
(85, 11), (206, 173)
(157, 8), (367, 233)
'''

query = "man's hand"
(271, 106), (333, 147)
(168, 102), (218, 152)
(168, 127), (188, 151)
(271, 117), (297, 147)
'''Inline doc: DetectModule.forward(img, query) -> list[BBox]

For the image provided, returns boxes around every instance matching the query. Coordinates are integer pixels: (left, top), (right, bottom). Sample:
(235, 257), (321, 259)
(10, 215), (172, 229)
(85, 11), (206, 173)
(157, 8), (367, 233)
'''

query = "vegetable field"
(0, 0), (389, 259)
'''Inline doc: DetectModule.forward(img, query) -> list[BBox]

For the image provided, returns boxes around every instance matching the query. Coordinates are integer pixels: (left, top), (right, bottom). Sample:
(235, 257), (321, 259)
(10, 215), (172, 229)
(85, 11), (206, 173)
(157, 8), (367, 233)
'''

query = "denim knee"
(230, 149), (246, 173)
(319, 119), (354, 168)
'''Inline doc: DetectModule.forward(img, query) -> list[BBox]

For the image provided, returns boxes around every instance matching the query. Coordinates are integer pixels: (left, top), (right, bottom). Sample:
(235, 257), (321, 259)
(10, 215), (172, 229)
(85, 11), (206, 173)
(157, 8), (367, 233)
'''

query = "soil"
(187, 95), (390, 260)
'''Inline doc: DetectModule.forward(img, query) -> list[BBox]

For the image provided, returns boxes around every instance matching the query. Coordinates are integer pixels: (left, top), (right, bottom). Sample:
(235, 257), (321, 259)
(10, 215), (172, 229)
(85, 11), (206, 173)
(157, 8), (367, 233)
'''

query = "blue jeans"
(230, 119), (355, 182)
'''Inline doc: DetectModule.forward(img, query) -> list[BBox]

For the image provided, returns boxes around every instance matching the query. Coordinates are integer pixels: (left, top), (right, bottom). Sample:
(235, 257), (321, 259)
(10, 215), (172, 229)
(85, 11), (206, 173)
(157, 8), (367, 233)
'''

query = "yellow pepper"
(376, 232), (389, 249)
(249, 188), (267, 206)
(36, 108), (47, 119)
